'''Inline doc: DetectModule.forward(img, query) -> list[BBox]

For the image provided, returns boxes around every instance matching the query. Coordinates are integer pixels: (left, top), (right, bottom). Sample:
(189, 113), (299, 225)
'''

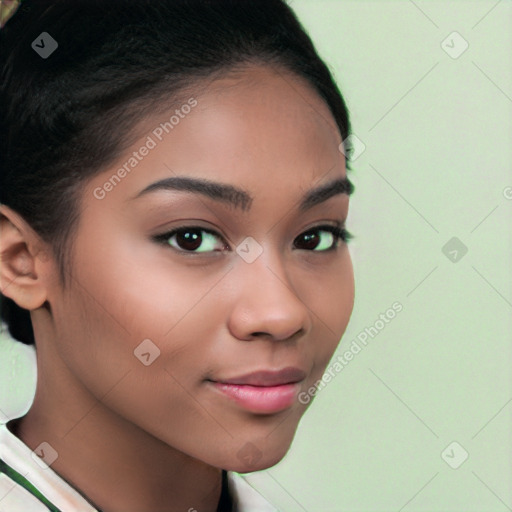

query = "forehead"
(84, 64), (346, 214)
(192, 64), (342, 162)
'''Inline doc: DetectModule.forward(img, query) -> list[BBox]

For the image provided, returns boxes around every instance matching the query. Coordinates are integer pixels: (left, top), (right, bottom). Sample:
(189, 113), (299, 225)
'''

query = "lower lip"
(210, 381), (301, 414)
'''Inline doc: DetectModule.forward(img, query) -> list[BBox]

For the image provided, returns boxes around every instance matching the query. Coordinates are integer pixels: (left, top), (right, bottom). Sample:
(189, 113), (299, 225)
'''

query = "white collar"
(0, 419), (277, 511)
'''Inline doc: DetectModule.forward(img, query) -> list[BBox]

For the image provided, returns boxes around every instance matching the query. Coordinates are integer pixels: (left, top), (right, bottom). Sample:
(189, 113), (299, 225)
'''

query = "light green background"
(1, 1), (511, 510)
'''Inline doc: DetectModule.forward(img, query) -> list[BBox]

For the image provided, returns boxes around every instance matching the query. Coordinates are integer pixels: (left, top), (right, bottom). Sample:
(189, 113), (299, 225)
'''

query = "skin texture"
(0, 64), (354, 512)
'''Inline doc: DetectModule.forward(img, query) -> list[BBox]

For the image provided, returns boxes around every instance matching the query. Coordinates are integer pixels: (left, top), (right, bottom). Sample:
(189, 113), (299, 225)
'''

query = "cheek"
(66, 225), (201, 338)
(307, 251), (354, 373)
(51, 236), (223, 387)
(50, 284), (134, 394)
(49, 268), (214, 433)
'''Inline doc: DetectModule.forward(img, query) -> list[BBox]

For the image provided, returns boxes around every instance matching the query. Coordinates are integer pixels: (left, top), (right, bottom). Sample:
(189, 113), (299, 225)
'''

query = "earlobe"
(0, 205), (49, 311)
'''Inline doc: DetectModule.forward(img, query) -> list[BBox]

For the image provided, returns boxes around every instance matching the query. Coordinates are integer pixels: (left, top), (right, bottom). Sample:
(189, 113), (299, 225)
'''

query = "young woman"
(0, 0), (355, 510)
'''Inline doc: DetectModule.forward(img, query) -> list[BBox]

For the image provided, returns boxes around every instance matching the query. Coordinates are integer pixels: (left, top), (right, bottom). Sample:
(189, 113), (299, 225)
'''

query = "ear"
(0, 205), (50, 310)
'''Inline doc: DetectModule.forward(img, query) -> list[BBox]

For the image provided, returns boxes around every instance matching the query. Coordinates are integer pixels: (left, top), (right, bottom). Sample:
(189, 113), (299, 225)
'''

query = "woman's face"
(46, 65), (354, 472)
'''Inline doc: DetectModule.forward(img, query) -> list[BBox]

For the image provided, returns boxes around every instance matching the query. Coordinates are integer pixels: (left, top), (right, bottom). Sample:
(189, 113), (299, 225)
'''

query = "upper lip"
(212, 367), (307, 387)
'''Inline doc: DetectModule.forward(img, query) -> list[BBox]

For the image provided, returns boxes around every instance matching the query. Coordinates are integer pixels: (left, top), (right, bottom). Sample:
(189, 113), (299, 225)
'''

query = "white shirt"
(0, 418), (278, 512)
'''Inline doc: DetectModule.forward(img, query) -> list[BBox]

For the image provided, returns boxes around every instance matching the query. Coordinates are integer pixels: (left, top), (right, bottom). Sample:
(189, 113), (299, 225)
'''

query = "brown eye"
(156, 227), (226, 253)
(154, 224), (350, 255)
(294, 226), (350, 251)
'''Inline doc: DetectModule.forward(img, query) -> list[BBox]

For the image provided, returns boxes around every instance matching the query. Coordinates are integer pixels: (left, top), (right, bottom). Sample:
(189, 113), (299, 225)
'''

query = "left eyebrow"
(132, 175), (353, 213)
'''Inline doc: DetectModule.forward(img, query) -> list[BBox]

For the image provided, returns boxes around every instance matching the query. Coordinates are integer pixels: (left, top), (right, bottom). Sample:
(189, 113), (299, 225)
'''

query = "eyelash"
(153, 224), (352, 255)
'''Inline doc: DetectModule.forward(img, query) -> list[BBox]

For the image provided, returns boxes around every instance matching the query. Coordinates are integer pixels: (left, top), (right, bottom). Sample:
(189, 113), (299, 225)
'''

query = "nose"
(227, 249), (312, 342)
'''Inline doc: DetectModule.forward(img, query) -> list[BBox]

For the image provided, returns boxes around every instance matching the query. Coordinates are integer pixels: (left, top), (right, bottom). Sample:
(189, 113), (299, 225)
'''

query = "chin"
(235, 455), (286, 473)
(222, 435), (295, 474)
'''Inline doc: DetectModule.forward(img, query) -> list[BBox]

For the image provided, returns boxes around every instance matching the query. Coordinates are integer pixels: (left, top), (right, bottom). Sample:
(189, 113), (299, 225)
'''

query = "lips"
(213, 367), (307, 387)
(208, 367), (306, 414)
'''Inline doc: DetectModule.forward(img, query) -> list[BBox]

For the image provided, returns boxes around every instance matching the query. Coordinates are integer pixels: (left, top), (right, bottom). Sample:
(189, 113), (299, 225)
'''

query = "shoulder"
(1, 418), (279, 512)
(227, 471), (279, 511)
(0, 420), (97, 511)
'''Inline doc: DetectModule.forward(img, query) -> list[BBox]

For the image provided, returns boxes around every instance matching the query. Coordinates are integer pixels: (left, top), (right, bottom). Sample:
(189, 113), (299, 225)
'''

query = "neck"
(10, 337), (225, 512)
